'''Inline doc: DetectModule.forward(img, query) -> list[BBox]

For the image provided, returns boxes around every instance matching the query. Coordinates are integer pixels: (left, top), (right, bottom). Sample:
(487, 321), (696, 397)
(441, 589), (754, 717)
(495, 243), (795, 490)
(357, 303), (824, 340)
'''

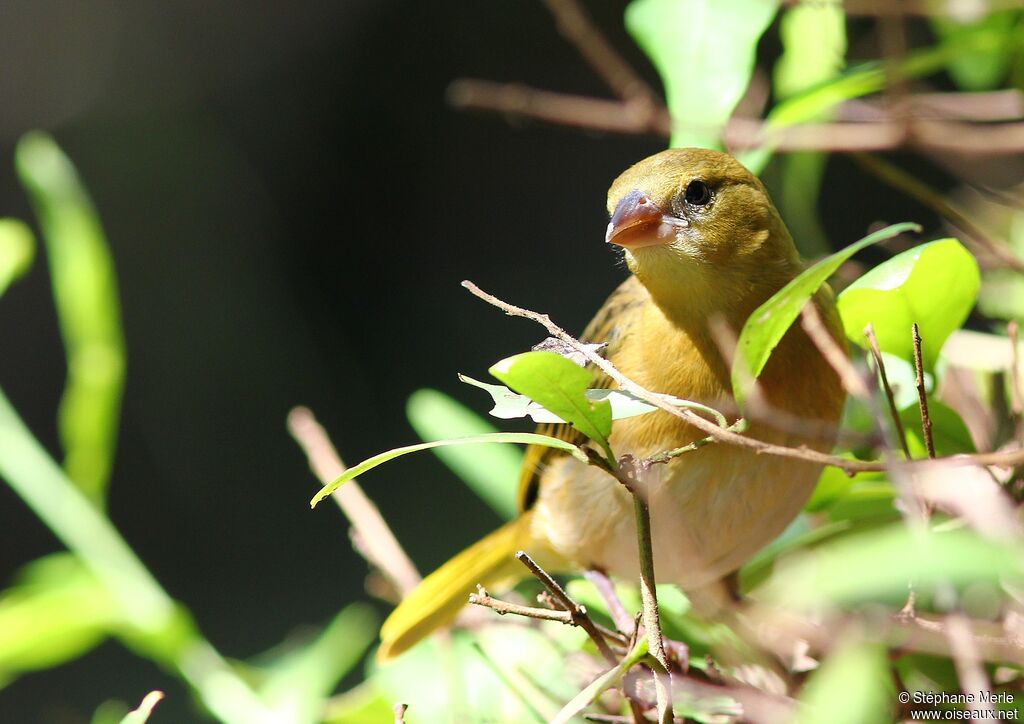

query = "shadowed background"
(0, 1), (958, 721)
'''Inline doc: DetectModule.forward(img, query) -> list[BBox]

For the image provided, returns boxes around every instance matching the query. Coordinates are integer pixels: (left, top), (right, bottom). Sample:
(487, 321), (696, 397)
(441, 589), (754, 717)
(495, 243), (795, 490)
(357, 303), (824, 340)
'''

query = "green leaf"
(625, 0), (779, 149)
(760, 523), (1024, 609)
(795, 642), (892, 724)
(15, 132), (126, 505)
(838, 238), (980, 370)
(551, 637), (648, 724)
(310, 432), (588, 508)
(118, 691), (163, 724)
(461, 374), (727, 427)
(899, 399), (975, 459)
(0, 553), (118, 684)
(931, 10), (1023, 90)
(259, 604), (378, 723)
(732, 222), (920, 406)
(0, 218), (35, 299)
(774, 2), (847, 101)
(406, 388), (520, 520)
(489, 351), (614, 461)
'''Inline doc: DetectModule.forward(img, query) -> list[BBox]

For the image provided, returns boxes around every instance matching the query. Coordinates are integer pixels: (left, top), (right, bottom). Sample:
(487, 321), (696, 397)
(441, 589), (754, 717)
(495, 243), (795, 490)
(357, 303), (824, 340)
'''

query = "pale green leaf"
(310, 433), (587, 508)
(260, 604), (377, 723)
(16, 132), (126, 504)
(838, 238), (980, 369)
(795, 642), (892, 724)
(461, 374), (727, 426)
(551, 637), (648, 724)
(774, 2), (847, 100)
(932, 10), (1023, 90)
(0, 218), (35, 299)
(625, 0), (779, 149)
(759, 523), (1024, 608)
(732, 222), (920, 406)
(406, 388), (520, 520)
(490, 351), (613, 461)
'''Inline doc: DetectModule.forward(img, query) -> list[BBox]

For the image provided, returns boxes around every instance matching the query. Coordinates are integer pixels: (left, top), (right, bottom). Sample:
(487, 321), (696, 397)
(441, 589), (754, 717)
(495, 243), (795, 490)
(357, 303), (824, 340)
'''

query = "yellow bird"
(378, 148), (847, 660)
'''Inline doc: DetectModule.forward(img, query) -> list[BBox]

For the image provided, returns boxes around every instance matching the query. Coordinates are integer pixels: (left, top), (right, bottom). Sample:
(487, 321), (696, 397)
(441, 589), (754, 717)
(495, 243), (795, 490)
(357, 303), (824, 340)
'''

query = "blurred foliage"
(3, 1), (1024, 723)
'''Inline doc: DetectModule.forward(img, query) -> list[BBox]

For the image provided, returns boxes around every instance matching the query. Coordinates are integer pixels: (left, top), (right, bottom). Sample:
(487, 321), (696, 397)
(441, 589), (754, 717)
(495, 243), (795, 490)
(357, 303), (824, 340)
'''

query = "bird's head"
(606, 148), (801, 320)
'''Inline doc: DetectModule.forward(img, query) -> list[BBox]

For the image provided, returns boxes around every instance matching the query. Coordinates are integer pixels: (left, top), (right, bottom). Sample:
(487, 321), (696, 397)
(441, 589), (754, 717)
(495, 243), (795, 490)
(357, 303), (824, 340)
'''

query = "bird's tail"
(377, 511), (537, 661)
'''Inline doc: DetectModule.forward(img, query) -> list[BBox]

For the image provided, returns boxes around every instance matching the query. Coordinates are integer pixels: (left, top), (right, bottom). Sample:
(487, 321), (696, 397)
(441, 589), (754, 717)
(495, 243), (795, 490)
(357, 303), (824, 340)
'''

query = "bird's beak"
(605, 190), (684, 249)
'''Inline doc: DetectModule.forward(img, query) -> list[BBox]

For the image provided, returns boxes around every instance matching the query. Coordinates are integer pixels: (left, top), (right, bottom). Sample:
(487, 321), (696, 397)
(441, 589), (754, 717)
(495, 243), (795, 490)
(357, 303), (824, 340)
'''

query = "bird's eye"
(683, 179), (712, 207)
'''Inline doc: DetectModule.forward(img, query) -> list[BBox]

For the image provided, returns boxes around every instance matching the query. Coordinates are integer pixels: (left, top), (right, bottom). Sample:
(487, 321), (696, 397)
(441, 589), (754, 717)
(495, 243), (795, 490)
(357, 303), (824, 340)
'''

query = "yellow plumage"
(378, 148), (847, 661)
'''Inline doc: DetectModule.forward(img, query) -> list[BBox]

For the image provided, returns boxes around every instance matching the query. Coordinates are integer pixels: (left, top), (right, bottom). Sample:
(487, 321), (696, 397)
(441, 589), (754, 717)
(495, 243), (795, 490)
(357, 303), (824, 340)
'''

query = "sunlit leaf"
(838, 238), (980, 370)
(15, 132), (126, 505)
(322, 681), (396, 724)
(310, 432), (587, 508)
(0, 219), (35, 299)
(732, 222), (920, 406)
(625, 0), (779, 149)
(795, 642), (892, 724)
(406, 388), (520, 520)
(118, 691), (164, 724)
(490, 351), (613, 461)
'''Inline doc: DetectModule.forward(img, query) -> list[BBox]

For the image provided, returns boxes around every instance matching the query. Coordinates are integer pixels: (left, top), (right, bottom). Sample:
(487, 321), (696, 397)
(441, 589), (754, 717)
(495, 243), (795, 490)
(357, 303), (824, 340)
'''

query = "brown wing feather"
(516, 276), (649, 511)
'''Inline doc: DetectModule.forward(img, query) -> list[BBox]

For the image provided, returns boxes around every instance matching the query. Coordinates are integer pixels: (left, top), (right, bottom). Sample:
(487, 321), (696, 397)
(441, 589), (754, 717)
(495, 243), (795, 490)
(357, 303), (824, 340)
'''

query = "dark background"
(0, 2), (947, 721)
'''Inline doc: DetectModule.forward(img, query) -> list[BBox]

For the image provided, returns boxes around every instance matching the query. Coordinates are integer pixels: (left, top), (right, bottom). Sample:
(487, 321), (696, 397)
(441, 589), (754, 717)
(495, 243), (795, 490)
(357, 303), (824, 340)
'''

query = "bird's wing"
(516, 275), (648, 512)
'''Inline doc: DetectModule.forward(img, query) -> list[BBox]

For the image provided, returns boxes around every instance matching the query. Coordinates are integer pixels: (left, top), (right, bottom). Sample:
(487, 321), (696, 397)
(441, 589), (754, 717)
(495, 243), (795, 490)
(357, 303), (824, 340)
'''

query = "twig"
(470, 585), (575, 624)
(865, 324), (912, 458)
(448, 79), (1024, 155)
(617, 456), (674, 724)
(852, 153), (1024, 274)
(945, 614), (996, 720)
(800, 303), (870, 399)
(515, 551), (620, 665)
(461, 280), (1024, 474)
(540, 0), (661, 107)
(584, 569), (636, 636)
(392, 703), (408, 724)
(912, 325), (937, 460)
(287, 407), (421, 596)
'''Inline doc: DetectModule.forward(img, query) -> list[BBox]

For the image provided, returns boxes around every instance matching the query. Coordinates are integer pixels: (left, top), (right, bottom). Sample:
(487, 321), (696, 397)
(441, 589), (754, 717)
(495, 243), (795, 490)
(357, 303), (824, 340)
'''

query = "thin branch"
(461, 279), (1024, 474)
(865, 324), (912, 458)
(945, 614), (996, 720)
(470, 585), (575, 624)
(540, 0), (661, 107)
(516, 551), (620, 665)
(852, 153), (1024, 274)
(585, 569), (637, 636)
(912, 325), (937, 460)
(617, 457), (674, 724)
(448, 79), (1024, 155)
(800, 303), (870, 400)
(287, 407), (421, 596)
